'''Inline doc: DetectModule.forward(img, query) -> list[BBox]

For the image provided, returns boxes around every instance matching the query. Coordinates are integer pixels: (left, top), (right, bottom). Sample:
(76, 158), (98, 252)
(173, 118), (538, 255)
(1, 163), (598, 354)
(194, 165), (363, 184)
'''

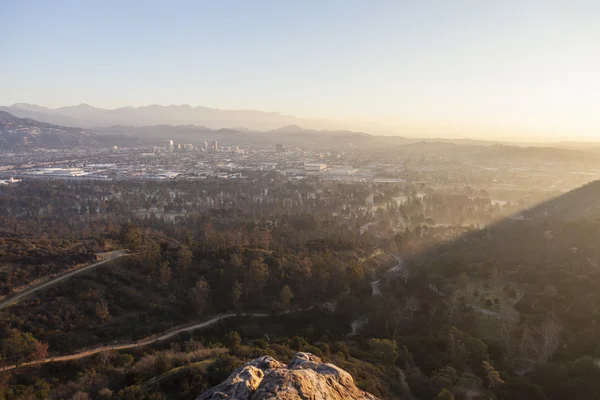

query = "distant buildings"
(304, 163), (327, 172)
(275, 144), (286, 153)
(204, 140), (219, 152)
(22, 167), (88, 177)
(0, 177), (20, 185)
(166, 140), (174, 152)
(325, 166), (359, 179)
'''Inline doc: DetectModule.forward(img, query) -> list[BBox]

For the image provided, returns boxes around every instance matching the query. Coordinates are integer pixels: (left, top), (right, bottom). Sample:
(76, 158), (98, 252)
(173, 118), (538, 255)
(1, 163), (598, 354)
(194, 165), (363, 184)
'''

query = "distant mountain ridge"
(0, 111), (142, 149)
(0, 103), (328, 131)
(3, 110), (600, 162)
(0, 111), (383, 149)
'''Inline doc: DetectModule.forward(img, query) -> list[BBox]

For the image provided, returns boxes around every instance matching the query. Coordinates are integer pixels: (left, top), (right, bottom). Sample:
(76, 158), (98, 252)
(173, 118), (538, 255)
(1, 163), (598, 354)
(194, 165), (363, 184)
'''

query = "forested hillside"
(2, 178), (600, 399)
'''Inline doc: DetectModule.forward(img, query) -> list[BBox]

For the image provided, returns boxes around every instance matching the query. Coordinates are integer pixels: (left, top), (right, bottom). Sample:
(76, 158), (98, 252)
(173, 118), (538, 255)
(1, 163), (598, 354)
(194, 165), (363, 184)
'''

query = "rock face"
(198, 352), (379, 400)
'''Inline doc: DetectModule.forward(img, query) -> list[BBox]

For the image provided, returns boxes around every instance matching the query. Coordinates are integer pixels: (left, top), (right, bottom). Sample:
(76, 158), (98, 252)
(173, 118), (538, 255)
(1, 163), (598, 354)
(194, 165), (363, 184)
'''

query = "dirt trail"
(1, 313), (270, 372)
(0, 250), (128, 311)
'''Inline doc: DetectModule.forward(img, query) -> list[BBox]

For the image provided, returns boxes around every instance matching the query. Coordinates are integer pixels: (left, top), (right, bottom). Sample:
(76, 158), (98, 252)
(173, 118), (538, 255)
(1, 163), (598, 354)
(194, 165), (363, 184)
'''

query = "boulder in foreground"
(198, 352), (378, 400)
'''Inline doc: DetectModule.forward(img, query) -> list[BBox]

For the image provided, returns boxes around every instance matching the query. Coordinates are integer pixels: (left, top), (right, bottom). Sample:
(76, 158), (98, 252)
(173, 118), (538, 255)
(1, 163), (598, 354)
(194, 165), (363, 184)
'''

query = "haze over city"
(3, 0), (600, 141)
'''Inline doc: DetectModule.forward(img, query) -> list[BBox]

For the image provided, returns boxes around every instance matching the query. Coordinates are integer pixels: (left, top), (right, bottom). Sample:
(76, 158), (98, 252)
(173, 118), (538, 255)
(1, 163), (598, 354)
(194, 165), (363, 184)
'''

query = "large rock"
(198, 352), (378, 400)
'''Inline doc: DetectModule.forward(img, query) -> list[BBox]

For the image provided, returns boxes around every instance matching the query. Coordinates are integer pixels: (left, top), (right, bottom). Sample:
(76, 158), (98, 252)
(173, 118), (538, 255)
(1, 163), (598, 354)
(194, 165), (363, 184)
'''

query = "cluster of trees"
(0, 310), (551, 400)
(3, 178), (600, 399)
(0, 234), (102, 296)
(0, 199), (386, 354)
(0, 178), (375, 220)
(1, 329), (48, 367)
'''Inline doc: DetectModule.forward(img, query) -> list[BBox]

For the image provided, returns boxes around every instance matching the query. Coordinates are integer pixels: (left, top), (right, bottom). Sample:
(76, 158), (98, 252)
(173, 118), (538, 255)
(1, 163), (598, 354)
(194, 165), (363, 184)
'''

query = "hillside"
(403, 180), (600, 375)
(0, 103), (323, 131)
(0, 111), (141, 150)
(3, 178), (600, 399)
(394, 141), (599, 164)
(519, 180), (600, 220)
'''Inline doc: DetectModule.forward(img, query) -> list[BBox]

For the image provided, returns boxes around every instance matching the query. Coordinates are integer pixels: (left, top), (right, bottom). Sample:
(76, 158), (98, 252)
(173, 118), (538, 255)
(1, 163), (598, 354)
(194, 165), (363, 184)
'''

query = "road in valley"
(370, 253), (407, 297)
(0, 250), (129, 311)
(1, 312), (271, 372)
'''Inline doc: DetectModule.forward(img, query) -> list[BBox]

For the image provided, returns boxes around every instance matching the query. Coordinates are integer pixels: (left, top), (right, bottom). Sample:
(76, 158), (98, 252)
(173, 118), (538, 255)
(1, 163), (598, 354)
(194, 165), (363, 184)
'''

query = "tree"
(99, 350), (115, 368)
(482, 361), (504, 388)
(33, 341), (48, 362)
(98, 388), (114, 400)
(529, 314), (560, 363)
(499, 317), (517, 359)
(118, 385), (144, 400)
(71, 392), (92, 400)
(279, 285), (294, 309)
(243, 259), (269, 298)
(177, 246), (193, 276)
(2, 330), (27, 365)
(436, 389), (454, 400)
(190, 278), (210, 315)
(120, 222), (142, 250)
(367, 338), (399, 364)
(96, 299), (111, 322)
(433, 366), (458, 387)
(231, 280), (244, 313)
(1, 329), (44, 366)
(79, 368), (99, 390)
(158, 261), (172, 289)
(404, 296), (418, 322)
(445, 291), (460, 324)
(143, 240), (161, 269)
(223, 331), (241, 350)
(155, 353), (171, 373)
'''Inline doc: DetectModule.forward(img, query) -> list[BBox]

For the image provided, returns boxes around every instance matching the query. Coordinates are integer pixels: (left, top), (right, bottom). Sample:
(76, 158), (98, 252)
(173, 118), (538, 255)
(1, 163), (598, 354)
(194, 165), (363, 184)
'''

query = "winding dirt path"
(0, 250), (129, 311)
(1, 313), (270, 372)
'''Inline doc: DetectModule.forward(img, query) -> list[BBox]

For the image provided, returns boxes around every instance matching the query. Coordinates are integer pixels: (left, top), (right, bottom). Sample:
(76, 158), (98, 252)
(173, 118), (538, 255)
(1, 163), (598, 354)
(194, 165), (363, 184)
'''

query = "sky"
(2, 0), (600, 141)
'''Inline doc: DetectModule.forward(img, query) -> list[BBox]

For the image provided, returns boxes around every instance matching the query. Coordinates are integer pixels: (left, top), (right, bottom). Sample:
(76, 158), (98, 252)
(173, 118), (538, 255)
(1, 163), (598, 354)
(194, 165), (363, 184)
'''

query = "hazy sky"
(2, 0), (600, 140)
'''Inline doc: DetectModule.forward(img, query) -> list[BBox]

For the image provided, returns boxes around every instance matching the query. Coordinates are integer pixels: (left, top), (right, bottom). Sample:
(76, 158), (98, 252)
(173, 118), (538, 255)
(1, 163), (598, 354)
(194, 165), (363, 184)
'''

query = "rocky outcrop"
(198, 352), (378, 400)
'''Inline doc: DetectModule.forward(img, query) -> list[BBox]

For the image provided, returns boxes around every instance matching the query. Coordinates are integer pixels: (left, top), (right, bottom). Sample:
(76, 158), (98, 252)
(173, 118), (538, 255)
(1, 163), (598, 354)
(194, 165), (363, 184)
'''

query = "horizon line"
(3, 102), (599, 144)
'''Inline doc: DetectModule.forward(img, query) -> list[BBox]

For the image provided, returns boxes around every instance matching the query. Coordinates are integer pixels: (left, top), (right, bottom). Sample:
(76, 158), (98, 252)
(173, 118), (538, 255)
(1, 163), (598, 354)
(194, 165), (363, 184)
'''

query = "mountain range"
(0, 111), (144, 150)
(0, 110), (393, 150)
(3, 109), (600, 167)
(0, 103), (328, 131)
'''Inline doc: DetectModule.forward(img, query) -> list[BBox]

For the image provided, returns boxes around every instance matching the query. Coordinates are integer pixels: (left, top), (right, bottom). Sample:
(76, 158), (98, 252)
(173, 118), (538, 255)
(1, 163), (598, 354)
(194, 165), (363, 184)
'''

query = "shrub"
(98, 388), (114, 400)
